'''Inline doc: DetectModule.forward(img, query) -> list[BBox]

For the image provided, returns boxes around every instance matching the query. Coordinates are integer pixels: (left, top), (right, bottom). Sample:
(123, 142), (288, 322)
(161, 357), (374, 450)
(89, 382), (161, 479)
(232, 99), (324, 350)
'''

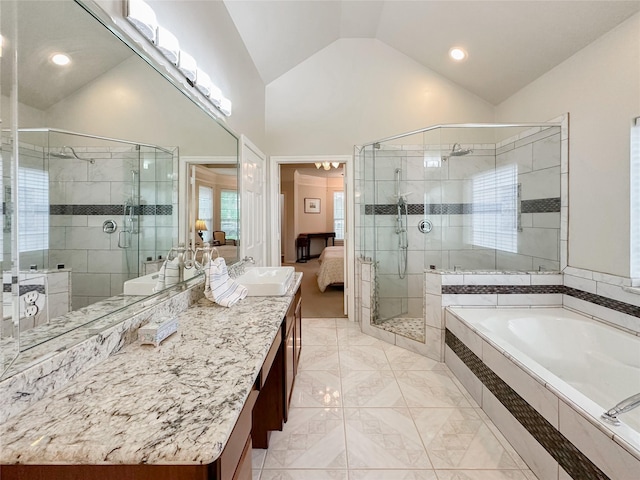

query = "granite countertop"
(0, 274), (301, 465)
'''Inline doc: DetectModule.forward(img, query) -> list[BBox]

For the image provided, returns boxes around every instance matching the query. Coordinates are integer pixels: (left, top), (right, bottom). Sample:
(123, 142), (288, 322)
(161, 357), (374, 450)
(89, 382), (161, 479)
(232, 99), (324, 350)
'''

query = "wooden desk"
(296, 232), (335, 262)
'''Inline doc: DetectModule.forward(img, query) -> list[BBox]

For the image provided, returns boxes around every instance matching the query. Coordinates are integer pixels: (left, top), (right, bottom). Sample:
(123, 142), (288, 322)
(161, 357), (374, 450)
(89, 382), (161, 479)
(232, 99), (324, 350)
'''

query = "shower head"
(442, 143), (473, 161)
(50, 146), (95, 164)
(449, 143), (473, 157)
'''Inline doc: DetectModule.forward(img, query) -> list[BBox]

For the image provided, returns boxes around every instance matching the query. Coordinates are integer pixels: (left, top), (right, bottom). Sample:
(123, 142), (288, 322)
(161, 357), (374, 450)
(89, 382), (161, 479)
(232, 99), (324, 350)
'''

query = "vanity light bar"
(126, 0), (232, 116)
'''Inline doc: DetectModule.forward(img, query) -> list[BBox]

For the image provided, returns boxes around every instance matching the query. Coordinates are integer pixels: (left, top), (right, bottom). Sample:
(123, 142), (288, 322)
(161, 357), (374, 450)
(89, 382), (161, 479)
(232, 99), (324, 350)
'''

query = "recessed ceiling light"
(51, 53), (71, 66)
(449, 47), (467, 62)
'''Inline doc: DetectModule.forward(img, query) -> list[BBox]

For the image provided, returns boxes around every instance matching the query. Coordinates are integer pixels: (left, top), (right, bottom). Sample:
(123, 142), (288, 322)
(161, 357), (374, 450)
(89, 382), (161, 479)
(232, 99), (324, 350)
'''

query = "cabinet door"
(284, 324), (295, 422)
(294, 294), (302, 375)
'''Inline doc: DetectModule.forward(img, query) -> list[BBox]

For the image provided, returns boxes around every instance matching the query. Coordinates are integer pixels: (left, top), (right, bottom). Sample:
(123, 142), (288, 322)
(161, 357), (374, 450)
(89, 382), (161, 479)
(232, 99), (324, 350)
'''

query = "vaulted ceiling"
(224, 0), (640, 105)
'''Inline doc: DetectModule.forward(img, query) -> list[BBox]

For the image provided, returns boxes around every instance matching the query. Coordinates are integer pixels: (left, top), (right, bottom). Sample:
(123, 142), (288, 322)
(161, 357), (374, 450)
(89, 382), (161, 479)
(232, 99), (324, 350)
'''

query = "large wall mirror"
(0, 0), (239, 378)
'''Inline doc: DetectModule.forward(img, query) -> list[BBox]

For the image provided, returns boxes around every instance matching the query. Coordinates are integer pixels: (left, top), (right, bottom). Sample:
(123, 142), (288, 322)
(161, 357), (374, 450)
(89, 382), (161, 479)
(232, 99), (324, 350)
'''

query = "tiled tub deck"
(445, 307), (640, 480)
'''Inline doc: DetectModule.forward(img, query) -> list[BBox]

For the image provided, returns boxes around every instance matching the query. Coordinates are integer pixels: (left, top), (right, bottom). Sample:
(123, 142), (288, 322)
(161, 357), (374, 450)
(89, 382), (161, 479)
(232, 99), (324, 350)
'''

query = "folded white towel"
(153, 258), (181, 293)
(205, 257), (247, 307)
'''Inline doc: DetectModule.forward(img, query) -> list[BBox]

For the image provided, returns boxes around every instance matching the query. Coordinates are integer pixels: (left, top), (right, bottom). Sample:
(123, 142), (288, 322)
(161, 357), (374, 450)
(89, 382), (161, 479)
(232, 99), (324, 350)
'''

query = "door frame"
(240, 135), (268, 266)
(268, 155), (353, 320)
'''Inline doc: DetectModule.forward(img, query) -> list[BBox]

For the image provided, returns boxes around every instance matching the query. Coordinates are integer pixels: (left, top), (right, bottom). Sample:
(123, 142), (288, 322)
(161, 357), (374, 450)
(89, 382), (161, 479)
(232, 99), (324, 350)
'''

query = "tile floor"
(251, 317), (540, 480)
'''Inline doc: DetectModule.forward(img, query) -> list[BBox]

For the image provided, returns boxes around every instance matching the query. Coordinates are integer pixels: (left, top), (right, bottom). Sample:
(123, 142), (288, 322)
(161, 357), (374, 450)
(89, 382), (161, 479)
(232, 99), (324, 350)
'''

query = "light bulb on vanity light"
(220, 97), (232, 116)
(209, 84), (223, 107)
(178, 50), (197, 83)
(156, 25), (180, 65)
(126, 0), (158, 42)
(195, 68), (212, 97)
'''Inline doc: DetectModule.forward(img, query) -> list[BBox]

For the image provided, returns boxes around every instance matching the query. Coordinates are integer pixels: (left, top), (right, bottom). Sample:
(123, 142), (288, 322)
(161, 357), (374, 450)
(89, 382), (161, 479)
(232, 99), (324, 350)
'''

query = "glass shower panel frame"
(421, 128), (445, 272)
(372, 136), (413, 324)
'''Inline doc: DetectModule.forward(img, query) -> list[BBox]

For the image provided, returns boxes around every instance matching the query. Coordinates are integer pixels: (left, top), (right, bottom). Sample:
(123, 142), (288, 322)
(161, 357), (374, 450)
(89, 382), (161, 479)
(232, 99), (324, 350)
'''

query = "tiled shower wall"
(495, 127), (562, 271)
(16, 142), (176, 309)
(355, 125), (563, 324)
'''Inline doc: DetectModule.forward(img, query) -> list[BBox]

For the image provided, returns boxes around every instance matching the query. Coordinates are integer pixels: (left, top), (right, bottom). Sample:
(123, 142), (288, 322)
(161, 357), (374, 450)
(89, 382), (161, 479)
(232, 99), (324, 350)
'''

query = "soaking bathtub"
(445, 306), (640, 480)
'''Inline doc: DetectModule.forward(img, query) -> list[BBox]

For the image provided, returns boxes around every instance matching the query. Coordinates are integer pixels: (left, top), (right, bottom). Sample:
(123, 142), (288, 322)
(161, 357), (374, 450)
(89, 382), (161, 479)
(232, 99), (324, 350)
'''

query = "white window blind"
(198, 185), (213, 243)
(472, 165), (518, 253)
(631, 119), (640, 278)
(19, 167), (49, 252)
(333, 191), (344, 240)
(220, 190), (238, 240)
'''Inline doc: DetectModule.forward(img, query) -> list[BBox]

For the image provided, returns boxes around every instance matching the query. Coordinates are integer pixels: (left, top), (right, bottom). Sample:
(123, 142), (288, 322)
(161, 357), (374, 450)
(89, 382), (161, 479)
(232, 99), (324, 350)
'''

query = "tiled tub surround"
(0, 274), (302, 465)
(424, 270), (564, 362)
(0, 277), (205, 423)
(445, 307), (640, 480)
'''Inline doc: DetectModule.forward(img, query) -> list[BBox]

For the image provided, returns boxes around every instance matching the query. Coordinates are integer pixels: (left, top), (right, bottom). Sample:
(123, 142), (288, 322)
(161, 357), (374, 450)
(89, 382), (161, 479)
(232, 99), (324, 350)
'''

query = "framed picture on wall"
(304, 198), (321, 214)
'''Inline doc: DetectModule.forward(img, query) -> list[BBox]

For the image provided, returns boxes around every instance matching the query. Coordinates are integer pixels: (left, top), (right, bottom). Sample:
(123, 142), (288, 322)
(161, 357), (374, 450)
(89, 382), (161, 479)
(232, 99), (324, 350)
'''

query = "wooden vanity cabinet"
(284, 287), (302, 422)
(252, 285), (302, 445)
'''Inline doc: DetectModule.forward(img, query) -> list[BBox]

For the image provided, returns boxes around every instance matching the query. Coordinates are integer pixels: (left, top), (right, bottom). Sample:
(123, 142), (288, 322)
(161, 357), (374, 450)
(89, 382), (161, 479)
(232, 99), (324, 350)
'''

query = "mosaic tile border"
(522, 197), (561, 213)
(564, 286), (640, 318)
(445, 329), (610, 480)
(365, 197), (560, 215)
(441, 284), (640, 320)
(442, 285), (565, 295)
(3, 285), (45, 295)
(49, 204), (173, 215)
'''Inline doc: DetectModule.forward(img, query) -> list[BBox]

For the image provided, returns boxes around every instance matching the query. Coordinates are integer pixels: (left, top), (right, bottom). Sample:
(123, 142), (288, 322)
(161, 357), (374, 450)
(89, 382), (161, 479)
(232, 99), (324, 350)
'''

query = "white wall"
(496, 13), (640, 277)
(266, 38), (495, 156)
(96, 0), (266, 149)
(296, 172), (328, 235)
(46, 57), (234, 156)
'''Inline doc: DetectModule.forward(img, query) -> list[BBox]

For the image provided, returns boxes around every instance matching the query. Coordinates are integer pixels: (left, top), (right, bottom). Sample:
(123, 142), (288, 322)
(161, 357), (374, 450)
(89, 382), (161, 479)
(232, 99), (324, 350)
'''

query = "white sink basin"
(123, 268), (201, 296)
(236, 266), (295, 296)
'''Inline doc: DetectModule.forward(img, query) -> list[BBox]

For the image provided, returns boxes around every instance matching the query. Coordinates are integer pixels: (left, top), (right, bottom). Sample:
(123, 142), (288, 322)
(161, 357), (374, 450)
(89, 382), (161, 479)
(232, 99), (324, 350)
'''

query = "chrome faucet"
(601, 392), (640, 425)
(167, 243), (195, 282)
(227, 256), (255, 278)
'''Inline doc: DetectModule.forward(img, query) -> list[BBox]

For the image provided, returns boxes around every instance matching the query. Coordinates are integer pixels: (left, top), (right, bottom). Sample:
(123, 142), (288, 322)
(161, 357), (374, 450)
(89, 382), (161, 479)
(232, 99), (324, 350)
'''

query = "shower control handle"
(418, 219), (433, 234)
(103, 219), (117, 234)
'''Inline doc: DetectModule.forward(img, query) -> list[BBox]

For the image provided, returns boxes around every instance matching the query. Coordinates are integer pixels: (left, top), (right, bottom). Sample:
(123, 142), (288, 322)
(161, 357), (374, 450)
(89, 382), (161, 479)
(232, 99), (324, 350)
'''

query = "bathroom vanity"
(0, 276), (302, 480)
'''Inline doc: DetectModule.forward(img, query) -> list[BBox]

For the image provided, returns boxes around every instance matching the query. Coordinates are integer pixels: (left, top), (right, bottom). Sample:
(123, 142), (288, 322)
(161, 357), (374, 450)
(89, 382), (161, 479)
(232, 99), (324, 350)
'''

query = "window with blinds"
(220, 190), (238, 240)
(19, 167), (49, 252)
(334, 191), (345, 239)
(198, 185), (213, 243)
(631, 118), (640, 278)
(472, 165), (518, 253)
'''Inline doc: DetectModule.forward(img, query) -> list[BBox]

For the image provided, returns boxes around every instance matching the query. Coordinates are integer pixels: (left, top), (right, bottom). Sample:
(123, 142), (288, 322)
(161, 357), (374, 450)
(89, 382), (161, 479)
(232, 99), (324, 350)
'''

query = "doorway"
(270, 155), (352, 320)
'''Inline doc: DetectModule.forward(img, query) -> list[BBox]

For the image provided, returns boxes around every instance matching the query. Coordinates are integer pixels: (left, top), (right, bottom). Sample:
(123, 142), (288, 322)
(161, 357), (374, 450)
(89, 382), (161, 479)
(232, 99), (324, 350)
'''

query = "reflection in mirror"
(0, 0), (239, 378)
(189, 164), (239, 265)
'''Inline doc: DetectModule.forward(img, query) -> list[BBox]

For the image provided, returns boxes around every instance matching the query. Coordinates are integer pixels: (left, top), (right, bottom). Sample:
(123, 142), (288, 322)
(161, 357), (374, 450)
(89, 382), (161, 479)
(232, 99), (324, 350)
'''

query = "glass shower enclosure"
(355, 124), (562, 342)
(2, 128), (177, 352)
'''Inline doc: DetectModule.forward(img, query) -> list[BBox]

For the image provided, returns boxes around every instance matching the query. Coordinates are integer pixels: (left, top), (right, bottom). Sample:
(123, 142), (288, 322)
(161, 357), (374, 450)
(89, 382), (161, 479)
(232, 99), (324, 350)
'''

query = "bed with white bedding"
(317, 246), (344, 292)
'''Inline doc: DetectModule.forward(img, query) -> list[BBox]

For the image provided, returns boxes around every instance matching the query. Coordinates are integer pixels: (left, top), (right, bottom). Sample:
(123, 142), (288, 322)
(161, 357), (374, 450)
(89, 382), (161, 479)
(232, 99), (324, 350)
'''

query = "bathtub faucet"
(601, 392), (640, 426)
